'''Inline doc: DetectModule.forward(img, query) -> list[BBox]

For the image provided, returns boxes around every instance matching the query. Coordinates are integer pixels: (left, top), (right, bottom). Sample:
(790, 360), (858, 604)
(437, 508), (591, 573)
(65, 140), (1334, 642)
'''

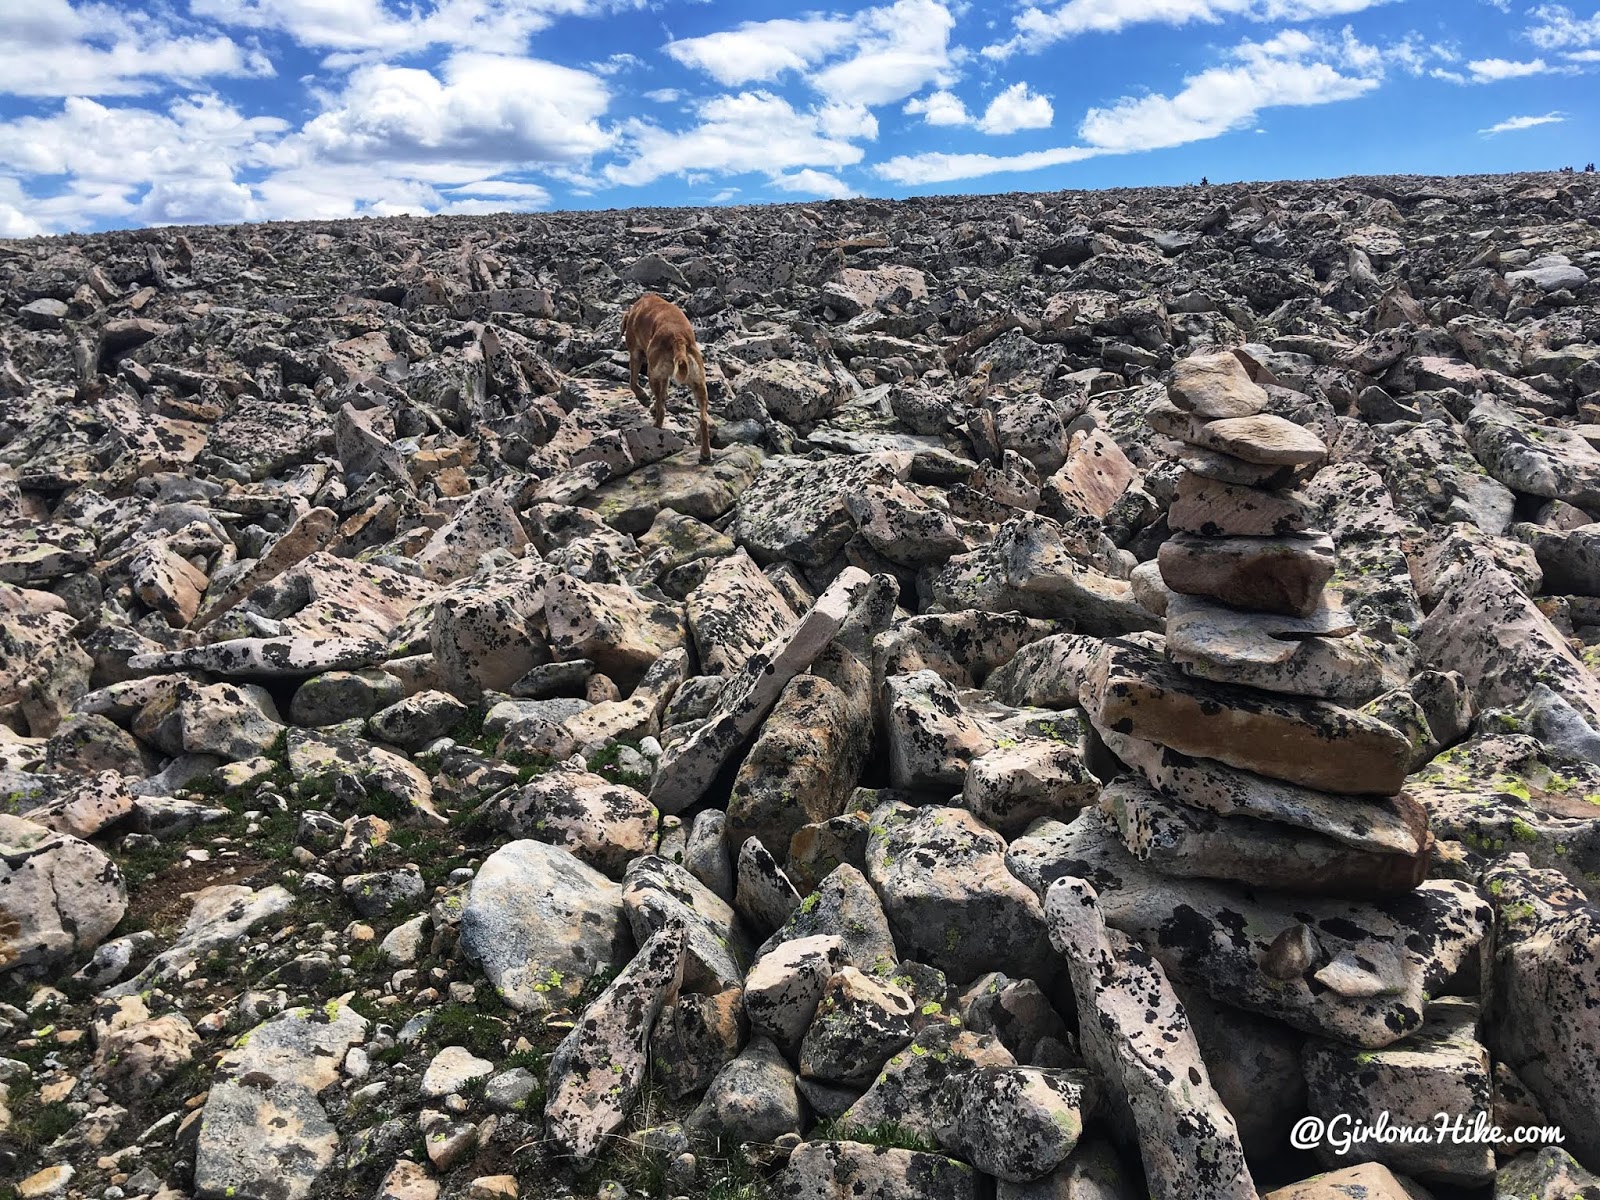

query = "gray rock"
(0, 815), (126, 976)
(799, 966), (916, 1087)
(778, 1141), (980, 1200)
(760, 863), (898, 975)
(1482, 856), (1600, 1167)
(194, 1001), (367, 1200)
(687, 1034), (803, 1143)
(1304, 997), (1494, 1186)
(939, 1066), (1096, 1184)
(866, 802), (1055, 986)
(1012, 810), (1490, 1048)
(459, 839), (631, 1012)
(649, 566), (870, 814)
(623, 854), (751, 993)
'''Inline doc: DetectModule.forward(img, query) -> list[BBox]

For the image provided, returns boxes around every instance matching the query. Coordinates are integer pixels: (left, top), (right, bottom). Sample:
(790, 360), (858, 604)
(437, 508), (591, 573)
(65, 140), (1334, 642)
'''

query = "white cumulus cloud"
(903, 89), (972, 125)
(1464, 56), (1555, 81)
(603, 91), (865, 188)
(667, 0), (960, 107)
(771, 168), (855, 198)
(0, 0), (274, 97)
(978, 82), (1055, 133)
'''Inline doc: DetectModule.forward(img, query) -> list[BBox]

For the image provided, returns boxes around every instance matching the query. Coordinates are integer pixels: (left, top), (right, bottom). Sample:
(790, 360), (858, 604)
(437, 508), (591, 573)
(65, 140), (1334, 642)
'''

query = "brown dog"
(622, 293), (712, 462)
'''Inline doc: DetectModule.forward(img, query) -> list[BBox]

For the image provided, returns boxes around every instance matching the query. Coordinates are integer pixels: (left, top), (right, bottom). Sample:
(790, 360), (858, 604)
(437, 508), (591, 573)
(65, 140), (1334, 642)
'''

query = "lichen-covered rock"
(1492, 1147), (1600, 1200)
(431, 557), (553, 699)
(623, 854), (752, 993)
(1482, 855), (1600, 1167)
(761, 863), (899, 975)
(481, 766), (657, 877)
(799, 966), (917, 1087)
(734, 835), (801, 937)
(1101, 775), (1430, 897)
(1262, 1164), (1430, 1200)
(194, 1001), (367, 1200)
(1013, 810), (1489, 1049)
(778, 1141), (981, 1200)
(1304, 997), (1494, 1186)
(744, 934), (843, 1048)
(1046, 875), (1256, 1200)
(1418, 555), (1600, 725)
(687, 1034), (804, 1144)
(544, 922), (684, 1161)
(686, 549), (796, 676)
(1467, 402), (1600, 512)
(865, 802), (1054, 986)
(91, 1011), (199, 1097)
(882, 670), (998, 792)
(649, 566), (870, 814)
(460, 839), (631, 1012)
(110, 883), (292, 995)
(938, 1065), (1095, 1184)
(962, 737), (1100, 838)
(732, 453), (909, 567)
(727, 668), (871, 862)
(838, 1021), (1014, 1142)
(544, 574), (686, 692)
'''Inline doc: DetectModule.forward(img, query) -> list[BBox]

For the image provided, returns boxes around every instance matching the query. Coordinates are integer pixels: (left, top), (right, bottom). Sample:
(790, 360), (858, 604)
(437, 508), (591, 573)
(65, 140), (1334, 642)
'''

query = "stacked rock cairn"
(1088, 348), (1433, 902)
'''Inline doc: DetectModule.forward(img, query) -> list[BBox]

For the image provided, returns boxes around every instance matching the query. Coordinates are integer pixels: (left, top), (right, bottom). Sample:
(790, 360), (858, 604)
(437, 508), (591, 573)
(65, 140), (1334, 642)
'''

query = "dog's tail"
(672, 345), (690, 384)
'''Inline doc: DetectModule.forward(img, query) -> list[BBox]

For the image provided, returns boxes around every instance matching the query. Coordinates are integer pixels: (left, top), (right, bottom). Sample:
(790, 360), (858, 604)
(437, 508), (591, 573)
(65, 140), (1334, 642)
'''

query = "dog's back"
(623, 292), (712, 461)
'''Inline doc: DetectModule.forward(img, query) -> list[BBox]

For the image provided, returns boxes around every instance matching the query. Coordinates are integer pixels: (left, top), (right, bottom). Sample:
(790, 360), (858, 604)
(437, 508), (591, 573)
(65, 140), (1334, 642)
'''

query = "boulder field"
(4, 171), (1600, 1200)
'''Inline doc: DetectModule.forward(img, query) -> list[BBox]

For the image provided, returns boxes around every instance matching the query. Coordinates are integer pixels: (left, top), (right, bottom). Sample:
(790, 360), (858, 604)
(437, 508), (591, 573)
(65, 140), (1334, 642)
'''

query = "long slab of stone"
(649, 567), (871, 814)
(1100, 775), (1431, 897)
(1097, 726), (1428, 856)
(1083, 639), (1412, 796)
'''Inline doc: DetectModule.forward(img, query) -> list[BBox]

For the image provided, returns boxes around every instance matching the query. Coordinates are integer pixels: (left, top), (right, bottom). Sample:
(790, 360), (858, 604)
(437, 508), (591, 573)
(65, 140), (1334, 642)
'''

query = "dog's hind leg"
(649, 360), (668, 429)
(690, 357), (712, 462)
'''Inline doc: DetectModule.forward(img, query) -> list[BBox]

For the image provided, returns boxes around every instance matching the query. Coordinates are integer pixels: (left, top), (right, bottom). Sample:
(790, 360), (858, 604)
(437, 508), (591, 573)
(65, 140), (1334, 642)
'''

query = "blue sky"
(1, 0), (1596, 236)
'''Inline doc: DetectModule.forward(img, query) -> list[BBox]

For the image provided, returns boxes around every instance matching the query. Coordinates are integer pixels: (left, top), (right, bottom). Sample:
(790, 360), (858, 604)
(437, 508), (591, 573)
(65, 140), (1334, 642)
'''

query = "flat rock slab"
(1099, 726), (1428, 857)
(1165, 593), (1385, 701)
(1083, 639), (1412, 796)
(649, 566), (870, 814)
(543, 922), (684, 1161)
(129, 635), (389, 678)
(195, 1002), (368, 1200)
(1101, 775), (1431, 897)
(1009, 810), (1490, 1049)
(1158, 531), (1335, 617)
(1046, 875), (1255, 1200)
(1168, 471), (1318, 537)
(1190, 413), (1329, 467)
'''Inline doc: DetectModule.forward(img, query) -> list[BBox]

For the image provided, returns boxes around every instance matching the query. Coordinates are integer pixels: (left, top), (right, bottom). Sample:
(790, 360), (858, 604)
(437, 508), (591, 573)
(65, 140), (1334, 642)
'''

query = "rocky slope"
(3, 171), (1600, 1200)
